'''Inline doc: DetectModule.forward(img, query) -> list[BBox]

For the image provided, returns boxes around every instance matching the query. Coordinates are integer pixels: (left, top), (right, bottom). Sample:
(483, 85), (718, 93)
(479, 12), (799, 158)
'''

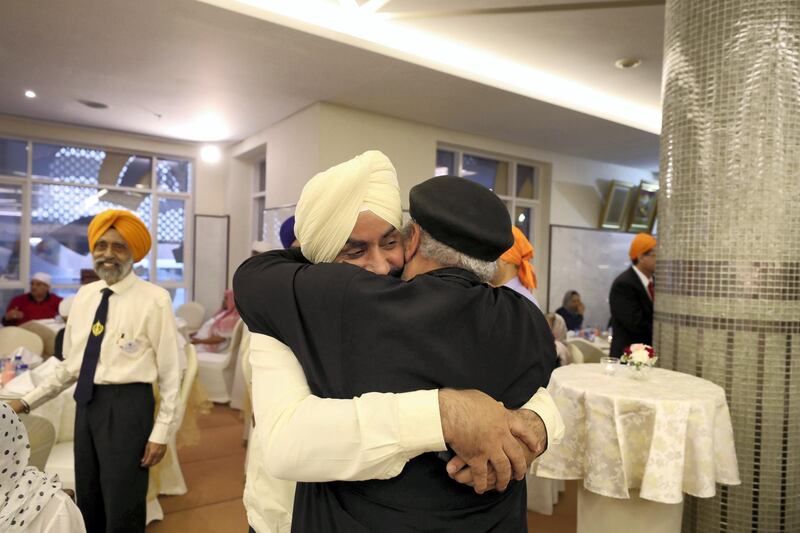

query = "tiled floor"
(148, 405), (577, 533)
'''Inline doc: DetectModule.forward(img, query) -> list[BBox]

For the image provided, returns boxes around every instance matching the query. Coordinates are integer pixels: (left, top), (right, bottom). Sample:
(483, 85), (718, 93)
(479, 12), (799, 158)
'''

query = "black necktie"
(74, 288), (113, 405)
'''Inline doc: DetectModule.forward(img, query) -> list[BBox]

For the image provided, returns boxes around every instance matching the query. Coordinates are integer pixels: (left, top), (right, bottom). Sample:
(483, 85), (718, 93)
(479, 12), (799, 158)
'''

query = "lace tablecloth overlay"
(536, 364), (740, 504)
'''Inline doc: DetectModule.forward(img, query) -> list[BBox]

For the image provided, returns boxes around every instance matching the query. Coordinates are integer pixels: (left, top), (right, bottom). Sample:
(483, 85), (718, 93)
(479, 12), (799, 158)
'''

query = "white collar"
(632, 265), (652, 296)
(99, 272), (138, 295)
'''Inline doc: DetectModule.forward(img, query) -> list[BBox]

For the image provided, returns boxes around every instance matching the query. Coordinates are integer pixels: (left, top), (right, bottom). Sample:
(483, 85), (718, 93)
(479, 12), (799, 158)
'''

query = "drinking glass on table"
(601, 356), (618, 376)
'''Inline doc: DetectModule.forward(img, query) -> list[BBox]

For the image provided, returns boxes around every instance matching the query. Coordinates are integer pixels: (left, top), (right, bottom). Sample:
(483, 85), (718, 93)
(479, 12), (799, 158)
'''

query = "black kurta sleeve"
(232, 248), (363, 395)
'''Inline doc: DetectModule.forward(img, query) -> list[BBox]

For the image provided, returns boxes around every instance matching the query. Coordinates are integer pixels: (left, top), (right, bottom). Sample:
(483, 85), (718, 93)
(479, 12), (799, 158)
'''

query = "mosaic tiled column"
(655, 1), (800, 532)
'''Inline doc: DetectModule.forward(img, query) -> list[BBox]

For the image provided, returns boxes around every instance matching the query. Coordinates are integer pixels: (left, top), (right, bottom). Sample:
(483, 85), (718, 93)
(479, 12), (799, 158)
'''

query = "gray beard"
(94, 258), (133, 286)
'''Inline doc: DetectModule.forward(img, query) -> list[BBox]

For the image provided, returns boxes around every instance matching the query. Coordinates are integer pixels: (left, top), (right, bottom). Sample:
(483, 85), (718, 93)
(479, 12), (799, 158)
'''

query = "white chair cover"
(0, 326), (44, 356)
(197, 320), (245, 403)
(20, 414), (56, 471)
(567, 338), (605, 363)
(175, 302), (206, 334)
(20, 321), (58, 358)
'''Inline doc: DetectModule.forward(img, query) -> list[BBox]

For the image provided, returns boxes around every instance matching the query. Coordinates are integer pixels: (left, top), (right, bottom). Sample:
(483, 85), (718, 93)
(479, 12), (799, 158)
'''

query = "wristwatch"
(19, 399), (31, 414)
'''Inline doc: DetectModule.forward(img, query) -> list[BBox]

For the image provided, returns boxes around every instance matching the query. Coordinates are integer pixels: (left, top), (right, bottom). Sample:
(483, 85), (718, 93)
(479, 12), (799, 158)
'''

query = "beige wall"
(226, 104), (322, 278)
(226, 102), (654, 302)
(0, 108), (654, 303)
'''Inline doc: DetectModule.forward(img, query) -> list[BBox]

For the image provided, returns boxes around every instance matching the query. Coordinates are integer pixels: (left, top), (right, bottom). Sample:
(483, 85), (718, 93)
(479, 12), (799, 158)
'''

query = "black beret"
(409, 176), (513, 262)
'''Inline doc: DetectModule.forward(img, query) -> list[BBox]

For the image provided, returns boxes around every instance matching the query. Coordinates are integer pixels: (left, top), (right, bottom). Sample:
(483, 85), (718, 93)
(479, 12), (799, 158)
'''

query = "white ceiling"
(0, 0), (662, 169)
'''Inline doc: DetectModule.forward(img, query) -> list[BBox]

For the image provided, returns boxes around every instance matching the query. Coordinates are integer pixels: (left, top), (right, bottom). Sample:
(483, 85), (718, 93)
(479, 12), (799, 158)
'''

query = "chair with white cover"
(146, 343), (198, 524)
(175, 302), (205, 335)
(568, 338), (605, 364)
(20, 414), (56, 470)
(0, 326), (44, 356)
(20, 321), (58, 358)
(43, 387), (78, 491)
(567, 342), (584, 364)
(197, 320), (245, 404)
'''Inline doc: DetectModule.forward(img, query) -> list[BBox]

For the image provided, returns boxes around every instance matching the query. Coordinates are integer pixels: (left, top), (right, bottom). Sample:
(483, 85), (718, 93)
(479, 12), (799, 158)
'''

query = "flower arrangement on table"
(620, 343), (657, 372)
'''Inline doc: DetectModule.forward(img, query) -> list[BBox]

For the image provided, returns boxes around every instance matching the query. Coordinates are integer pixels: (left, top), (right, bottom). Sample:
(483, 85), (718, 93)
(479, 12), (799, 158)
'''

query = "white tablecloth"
(32, 318), (64, 333)
(536, 364), (740, 504)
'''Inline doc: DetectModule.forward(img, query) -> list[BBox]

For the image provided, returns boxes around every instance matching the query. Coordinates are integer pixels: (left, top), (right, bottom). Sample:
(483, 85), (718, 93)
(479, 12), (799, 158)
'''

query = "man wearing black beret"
(235, 176), (559, 532)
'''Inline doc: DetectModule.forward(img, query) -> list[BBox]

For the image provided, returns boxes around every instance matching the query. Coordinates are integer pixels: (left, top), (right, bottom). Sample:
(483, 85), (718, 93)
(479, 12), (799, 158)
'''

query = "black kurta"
(234, 249), (558, 533)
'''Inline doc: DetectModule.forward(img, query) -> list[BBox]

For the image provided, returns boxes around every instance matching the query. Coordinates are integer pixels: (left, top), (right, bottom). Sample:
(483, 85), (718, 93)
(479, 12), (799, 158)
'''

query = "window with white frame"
(0, 137), (193, 311)
(435, 146), (545, 272)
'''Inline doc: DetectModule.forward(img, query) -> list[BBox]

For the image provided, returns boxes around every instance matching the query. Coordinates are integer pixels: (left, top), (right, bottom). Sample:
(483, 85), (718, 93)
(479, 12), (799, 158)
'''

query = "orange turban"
(500, 227), (537, 289)
(629, 232), (657, 260)
(87, 210), (152, 262)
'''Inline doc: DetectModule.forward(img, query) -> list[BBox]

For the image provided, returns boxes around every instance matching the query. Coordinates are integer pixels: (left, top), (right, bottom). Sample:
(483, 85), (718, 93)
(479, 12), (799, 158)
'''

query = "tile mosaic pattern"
(658, 1), (800, 531)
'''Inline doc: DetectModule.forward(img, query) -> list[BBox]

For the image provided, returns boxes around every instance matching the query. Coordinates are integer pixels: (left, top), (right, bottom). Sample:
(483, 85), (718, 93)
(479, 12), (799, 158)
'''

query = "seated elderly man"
(3, 272), (62, 326)
(236, 153), (561, 532)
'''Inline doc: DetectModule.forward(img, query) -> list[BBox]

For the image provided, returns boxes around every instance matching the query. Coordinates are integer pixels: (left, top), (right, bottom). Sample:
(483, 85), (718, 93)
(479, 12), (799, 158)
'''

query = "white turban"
(31, 272), (52, 286)
(295, 150), (402, 264)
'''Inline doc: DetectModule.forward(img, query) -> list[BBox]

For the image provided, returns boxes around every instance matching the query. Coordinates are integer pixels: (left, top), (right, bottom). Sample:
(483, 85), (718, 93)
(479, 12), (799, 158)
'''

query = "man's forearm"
(262, 390), (445, 482)
(251, 333), (445, 482)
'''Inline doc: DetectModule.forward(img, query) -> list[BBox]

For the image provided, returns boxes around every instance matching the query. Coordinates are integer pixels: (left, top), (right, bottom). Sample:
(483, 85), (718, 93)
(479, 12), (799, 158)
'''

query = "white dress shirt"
(633, 265), (653, 299)
(245, 333), (564, 532)
(22, 273), (182, 444)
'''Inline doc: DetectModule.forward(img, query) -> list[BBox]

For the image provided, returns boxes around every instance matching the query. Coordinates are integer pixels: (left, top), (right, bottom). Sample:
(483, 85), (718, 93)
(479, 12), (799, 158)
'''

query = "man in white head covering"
(237, 152), (562, 532)
(3, 272), (62, 326)
(295, 150), (404, 273)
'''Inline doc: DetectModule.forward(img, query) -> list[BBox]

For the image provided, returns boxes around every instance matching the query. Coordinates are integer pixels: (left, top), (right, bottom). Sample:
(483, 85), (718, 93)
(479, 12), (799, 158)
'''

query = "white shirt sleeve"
(146, 295), (182, 444)
(249, 333), (446, 482)
(520, 387), (565, 472)
(23, 320), (79, 410)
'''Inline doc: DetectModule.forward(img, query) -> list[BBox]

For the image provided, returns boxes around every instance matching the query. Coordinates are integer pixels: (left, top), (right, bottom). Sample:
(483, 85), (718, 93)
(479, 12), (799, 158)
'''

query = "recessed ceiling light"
(79, 99), (110, 109)
(24, 90), (36, 99)
(615, 58), (642, 70)
(200, 145), (222, 164)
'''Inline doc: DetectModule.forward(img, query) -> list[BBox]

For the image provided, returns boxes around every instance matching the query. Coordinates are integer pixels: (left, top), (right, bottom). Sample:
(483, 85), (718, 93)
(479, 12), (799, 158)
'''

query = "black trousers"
(75, 383), (154, 533)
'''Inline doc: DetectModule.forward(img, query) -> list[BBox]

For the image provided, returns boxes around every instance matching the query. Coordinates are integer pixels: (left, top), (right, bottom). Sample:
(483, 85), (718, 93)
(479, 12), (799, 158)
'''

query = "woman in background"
(191, 290), (240, 353)
(556, 290), (584, 331)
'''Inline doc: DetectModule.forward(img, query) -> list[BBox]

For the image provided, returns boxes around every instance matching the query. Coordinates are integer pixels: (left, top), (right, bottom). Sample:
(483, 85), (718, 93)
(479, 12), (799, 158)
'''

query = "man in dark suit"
(609, 233), (657, 357)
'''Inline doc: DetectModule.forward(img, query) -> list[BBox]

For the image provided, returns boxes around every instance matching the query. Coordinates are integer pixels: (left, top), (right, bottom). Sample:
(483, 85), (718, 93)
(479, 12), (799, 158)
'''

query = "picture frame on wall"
(626, 180), (659, 232)
(599, 180), (633, 230)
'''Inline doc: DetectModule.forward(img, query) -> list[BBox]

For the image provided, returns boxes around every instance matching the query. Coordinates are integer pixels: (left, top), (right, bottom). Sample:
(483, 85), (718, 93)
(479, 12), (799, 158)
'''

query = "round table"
(536, 364), (741, 533)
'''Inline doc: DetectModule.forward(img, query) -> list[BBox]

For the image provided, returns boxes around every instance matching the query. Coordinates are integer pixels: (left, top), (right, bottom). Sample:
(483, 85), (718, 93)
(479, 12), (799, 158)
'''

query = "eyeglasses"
(94, 241), (129, 254)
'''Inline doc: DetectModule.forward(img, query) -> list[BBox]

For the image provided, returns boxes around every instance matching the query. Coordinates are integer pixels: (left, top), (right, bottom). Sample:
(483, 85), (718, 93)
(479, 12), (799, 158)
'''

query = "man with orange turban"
(10, 209), (182, 532)
(608, 232), (657, 357)
(493, 226), (539, 307)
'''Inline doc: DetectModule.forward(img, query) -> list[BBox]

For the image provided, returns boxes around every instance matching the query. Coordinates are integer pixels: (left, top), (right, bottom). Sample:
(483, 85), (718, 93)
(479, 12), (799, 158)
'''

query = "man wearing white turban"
(295, 150), (403, 266)
(238, 151), (562, 532)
